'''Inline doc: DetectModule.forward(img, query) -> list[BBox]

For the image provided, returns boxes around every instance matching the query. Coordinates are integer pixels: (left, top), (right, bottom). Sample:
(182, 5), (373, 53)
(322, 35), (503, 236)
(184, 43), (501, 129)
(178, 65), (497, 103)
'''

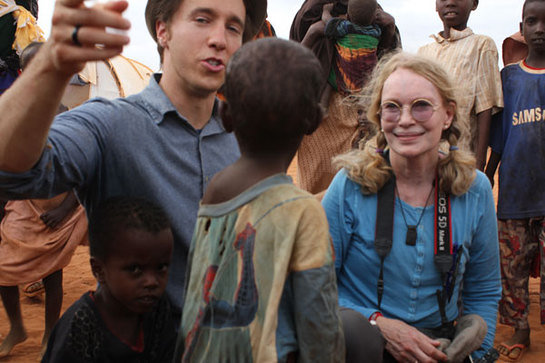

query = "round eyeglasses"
(378, 98), (440, 123)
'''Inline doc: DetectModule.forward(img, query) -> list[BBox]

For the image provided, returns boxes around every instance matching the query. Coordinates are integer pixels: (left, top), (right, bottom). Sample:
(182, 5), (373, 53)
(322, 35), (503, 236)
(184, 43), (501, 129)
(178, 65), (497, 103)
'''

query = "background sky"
(37, 1), (525, 71)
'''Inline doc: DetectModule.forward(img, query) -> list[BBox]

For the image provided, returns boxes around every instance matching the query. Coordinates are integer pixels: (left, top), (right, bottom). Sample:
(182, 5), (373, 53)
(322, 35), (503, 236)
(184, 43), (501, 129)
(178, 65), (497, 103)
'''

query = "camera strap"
(374, 170), (455, 319)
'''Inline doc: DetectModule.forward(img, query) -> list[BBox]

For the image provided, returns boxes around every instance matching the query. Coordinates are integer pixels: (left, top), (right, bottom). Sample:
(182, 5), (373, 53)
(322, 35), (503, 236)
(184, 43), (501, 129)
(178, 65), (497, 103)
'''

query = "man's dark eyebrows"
(188, 7), (245, 28)
(228, 14), (245, 29)
(188, 7), (214, 18)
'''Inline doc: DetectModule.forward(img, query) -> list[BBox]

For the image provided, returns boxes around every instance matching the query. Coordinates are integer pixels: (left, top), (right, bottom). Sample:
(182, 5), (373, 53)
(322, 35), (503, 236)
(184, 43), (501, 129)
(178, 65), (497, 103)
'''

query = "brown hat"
(242, 0), (268, 42)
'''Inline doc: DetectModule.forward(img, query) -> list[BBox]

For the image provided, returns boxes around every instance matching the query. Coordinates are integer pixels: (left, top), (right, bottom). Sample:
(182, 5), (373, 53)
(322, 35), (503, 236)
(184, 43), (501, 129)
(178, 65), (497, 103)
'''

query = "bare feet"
(0, 328), (28, 358)
(497, 328), (530, 362)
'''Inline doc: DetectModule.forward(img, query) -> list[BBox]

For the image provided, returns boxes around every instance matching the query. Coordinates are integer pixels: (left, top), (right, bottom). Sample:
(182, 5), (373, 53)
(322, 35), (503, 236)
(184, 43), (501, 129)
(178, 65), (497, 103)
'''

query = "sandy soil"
(0, 159), (543, 362)
(0, 245), (95, 362)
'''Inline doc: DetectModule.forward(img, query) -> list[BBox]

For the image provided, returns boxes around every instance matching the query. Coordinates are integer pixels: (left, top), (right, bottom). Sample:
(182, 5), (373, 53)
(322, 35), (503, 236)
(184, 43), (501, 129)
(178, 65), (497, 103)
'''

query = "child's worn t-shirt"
(418, 28), (503, 151)
(178, 174), (344, 363)
(42, 292), (177, 363)
(489, 61), (545, 219)
(325, 19), (381, 95)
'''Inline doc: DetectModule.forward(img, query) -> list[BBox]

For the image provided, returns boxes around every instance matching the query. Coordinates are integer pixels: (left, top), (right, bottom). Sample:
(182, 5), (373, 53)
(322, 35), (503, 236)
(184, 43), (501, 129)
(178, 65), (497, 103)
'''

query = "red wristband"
(369, 311), (383, 322)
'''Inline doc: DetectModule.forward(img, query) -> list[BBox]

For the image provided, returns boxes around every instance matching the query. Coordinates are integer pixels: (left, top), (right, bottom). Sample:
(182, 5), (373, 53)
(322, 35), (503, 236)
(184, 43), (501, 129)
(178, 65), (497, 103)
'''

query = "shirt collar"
(136, 74), (226, 135)
(136, 74), (178, 125)
(430, 27), (474, 44)
(198, 173), (294, 217)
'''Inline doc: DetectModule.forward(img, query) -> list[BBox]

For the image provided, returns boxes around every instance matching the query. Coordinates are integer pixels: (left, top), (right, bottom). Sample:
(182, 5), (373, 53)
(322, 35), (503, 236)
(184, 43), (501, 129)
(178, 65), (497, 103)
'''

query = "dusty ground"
(0, 245), (95, 362)
(0, 159), (543, 362)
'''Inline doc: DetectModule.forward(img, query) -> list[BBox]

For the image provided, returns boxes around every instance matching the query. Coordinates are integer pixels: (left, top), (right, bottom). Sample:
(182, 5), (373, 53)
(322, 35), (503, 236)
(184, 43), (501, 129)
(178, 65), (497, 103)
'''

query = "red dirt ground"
(0, 159), (542, 362)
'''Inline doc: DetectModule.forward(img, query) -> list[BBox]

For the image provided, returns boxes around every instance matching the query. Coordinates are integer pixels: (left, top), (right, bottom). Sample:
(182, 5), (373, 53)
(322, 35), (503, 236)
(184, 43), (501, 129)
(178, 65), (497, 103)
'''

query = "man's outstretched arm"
(0, 0), (130, 173)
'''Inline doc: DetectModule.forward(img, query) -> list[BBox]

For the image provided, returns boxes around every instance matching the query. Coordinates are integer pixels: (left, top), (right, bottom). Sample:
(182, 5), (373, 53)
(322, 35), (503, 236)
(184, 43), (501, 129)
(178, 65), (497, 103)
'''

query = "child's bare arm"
(375, 8), (397, 49)
(301, 20), (326, 49)
(40, 191), (79, 229)
(485, 151), (501, 188)
(475, 109), (493, 171)
(301, 3), (335, 49)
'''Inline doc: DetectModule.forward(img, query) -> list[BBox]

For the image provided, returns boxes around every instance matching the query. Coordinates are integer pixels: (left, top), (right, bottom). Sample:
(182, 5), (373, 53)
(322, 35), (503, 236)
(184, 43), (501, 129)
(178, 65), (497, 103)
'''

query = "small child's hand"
(322, 3), (334, 23)
(40, 208), (69, 229)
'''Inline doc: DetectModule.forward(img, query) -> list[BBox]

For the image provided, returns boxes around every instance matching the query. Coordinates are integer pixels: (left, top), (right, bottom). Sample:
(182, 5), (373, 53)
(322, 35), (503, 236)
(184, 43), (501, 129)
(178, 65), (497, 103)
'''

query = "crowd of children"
(0, 0), (544, 362)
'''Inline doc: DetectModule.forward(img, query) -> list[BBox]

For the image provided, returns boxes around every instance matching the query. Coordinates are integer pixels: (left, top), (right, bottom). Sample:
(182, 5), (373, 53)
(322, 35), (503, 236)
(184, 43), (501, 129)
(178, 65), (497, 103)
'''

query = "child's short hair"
(88, 197), (171, 261)
(223, 38), (324, 153)
(348, 0), (378, 27)
(20, 42), (43, 71)
(523, 0), (545, 15)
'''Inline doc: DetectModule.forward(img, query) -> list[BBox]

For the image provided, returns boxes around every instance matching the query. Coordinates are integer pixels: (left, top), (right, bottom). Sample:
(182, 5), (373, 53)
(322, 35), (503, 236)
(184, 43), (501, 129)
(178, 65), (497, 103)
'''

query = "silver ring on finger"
(72, 24), (82, 46)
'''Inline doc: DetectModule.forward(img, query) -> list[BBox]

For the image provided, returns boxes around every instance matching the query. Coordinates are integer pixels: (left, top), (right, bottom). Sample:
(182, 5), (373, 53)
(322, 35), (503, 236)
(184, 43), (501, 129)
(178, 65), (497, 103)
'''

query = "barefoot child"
(42, 197), (177, 362)
(0, 41), (86, 359)
(176, 38), (344, 362)
(418, 0), (503, 170)
(486, 1), (545, 361)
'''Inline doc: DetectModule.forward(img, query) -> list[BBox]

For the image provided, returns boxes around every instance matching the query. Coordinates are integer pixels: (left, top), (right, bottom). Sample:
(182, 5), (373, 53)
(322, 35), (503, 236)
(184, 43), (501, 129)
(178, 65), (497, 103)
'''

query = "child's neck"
(93, 290), (143, 346)
(525, 51), (545, 69)
(201, 153), (294, 205)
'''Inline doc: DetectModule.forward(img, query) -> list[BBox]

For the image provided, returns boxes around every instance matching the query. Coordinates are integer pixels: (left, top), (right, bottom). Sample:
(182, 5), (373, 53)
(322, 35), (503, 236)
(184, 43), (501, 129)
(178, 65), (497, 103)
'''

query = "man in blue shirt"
(0, 0), (266, 313)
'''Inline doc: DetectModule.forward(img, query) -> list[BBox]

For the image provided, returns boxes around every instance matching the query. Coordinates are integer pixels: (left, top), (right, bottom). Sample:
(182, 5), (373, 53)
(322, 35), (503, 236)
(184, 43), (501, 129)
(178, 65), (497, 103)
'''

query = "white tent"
(61, 55), (153, 109)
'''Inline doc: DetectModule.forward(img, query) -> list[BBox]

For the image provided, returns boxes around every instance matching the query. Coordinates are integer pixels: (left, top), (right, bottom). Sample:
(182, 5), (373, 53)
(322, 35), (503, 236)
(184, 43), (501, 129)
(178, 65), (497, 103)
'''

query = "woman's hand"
(376, 316), (448, 363)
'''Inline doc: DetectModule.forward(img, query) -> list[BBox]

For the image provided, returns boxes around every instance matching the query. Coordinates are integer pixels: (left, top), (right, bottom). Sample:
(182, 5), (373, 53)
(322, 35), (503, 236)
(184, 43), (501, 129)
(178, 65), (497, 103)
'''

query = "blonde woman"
(322, 52), (501, 362)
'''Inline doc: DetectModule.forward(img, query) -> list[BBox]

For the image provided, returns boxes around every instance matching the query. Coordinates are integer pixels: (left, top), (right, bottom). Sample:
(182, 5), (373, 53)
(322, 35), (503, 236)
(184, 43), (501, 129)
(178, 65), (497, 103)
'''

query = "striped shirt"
(418, 28), (503, 151)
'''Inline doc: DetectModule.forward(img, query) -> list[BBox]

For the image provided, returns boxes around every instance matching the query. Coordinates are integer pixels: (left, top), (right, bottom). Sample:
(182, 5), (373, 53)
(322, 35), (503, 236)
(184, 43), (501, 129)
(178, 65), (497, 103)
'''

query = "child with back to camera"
(486, 0), (545, 361)
(176, 38), (344, 362)
(418, 0), (503, 171)
(42, 197), (177, 363)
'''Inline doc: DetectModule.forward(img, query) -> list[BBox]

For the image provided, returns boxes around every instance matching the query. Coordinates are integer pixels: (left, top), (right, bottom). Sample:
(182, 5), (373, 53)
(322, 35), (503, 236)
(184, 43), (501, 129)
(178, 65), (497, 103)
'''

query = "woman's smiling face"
(380, 68), (454, 162)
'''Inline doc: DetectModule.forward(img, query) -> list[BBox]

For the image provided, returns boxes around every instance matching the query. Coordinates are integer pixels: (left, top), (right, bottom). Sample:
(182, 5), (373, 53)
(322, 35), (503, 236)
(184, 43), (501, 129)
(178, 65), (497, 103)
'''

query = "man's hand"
(48, 0), (131, 77)
(376, 317), (448, 363)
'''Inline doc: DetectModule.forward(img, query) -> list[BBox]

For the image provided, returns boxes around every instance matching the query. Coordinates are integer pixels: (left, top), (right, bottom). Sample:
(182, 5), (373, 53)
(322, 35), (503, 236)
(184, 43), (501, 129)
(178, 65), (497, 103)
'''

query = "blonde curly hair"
(334, 52), (476, 196)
